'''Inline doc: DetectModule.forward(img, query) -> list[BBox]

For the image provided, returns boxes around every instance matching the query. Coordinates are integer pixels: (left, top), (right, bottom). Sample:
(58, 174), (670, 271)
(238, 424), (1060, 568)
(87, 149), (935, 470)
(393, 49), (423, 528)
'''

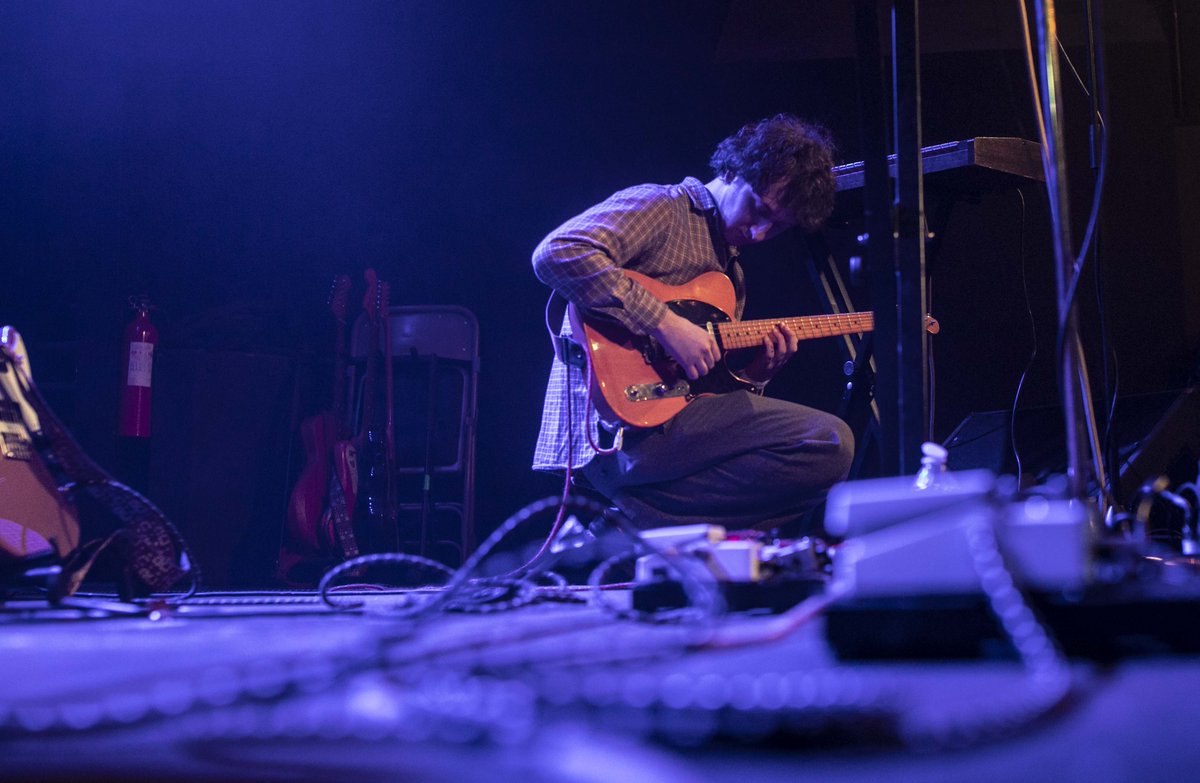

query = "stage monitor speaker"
(944, 388), (1200, 505)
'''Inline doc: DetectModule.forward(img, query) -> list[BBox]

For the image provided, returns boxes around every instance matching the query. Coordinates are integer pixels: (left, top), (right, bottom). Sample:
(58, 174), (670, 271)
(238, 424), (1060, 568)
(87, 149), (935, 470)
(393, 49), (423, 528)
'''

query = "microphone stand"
(1081, 0), (1122, 511)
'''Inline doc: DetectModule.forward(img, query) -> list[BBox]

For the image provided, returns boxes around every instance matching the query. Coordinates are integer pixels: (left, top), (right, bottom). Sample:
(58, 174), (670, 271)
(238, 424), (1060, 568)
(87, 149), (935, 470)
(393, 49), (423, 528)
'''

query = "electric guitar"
(282, 275), (359, 566)
(568, 269), (939, 429)
(0, 327), (81, 563)
(1, 326), (191, 596)
(278, 276), (361, 586)
(354, 269), (397, 553)
(320, 274), (360, 561)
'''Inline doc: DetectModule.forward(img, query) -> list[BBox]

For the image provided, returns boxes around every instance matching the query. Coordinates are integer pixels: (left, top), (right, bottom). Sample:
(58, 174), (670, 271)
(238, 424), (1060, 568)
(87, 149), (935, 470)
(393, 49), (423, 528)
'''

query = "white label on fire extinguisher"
(127, 341), (154, 388)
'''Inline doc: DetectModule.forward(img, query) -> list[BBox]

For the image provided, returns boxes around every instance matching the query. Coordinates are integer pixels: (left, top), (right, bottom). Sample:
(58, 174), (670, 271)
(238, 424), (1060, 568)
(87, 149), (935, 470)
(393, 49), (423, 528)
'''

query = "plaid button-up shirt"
(531, 177), (745, 471)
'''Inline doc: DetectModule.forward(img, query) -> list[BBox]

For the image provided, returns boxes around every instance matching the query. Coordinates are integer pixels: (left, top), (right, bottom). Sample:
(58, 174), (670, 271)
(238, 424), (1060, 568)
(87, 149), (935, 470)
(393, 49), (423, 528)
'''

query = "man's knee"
(829, 415), (855, 483)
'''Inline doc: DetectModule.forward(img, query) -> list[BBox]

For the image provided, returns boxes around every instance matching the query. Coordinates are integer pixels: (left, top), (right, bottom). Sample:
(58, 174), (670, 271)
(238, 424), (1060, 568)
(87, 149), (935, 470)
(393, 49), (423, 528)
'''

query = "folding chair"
(350, 306), (479, 563)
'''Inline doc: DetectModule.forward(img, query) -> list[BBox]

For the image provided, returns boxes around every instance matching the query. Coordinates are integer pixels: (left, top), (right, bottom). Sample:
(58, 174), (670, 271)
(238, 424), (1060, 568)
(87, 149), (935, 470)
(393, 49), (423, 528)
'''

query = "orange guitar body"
(568, 269), (933, 429)
(569, 270), (739, 429)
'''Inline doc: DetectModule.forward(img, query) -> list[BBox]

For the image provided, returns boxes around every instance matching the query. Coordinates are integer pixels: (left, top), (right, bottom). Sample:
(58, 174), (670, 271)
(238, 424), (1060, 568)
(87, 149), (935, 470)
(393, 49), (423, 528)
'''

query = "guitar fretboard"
(717, 313), (874, 350)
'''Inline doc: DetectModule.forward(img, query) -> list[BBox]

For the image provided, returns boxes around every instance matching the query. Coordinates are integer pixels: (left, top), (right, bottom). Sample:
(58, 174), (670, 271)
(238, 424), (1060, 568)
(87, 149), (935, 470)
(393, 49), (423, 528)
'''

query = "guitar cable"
(1010, 187), (1038, 490)
(522, 358), (588, 573)
(315, 348), (614, 608)
(522, 345), (624, 575)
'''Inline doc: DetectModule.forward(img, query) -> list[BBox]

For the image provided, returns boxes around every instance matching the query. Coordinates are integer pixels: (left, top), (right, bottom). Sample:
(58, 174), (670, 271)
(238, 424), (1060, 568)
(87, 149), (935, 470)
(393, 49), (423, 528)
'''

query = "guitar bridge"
(1, 400), (34, 461)
(624, 379), (690, 403)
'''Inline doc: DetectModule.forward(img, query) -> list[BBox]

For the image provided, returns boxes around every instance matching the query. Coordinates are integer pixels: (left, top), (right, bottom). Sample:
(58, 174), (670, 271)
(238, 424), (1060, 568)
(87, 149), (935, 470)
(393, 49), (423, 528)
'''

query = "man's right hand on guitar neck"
(651, 310), (720, 380)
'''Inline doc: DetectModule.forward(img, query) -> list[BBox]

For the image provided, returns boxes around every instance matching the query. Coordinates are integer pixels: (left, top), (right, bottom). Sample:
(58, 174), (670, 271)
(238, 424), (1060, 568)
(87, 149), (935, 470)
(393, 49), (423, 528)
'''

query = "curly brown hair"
(709, 114), (837, 232)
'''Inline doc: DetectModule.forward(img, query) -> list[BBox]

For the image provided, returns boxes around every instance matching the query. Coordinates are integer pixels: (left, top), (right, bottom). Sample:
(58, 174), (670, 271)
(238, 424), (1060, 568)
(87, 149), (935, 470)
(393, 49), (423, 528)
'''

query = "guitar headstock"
(328, 274), (351, 324)
(362, 268), (390, 329)
(0, 325), (32, 384)
(0, 325), (41, 433)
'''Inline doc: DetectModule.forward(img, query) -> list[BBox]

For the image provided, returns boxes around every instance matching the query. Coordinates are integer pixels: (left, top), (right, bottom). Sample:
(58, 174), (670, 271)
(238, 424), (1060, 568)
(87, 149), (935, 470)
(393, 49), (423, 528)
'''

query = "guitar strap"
(699, 198), (746, 315)
(326, 468), (354, 558)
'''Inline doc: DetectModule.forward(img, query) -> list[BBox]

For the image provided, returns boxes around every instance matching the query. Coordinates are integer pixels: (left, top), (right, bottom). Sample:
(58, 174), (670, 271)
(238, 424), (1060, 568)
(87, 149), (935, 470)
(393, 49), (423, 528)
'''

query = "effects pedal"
(630, 525), (828, 614)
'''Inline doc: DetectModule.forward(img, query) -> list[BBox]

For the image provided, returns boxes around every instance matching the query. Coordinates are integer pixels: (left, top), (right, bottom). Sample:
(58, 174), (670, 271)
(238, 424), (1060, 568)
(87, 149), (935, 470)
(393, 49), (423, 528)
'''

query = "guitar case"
(0, 327), (195, 600)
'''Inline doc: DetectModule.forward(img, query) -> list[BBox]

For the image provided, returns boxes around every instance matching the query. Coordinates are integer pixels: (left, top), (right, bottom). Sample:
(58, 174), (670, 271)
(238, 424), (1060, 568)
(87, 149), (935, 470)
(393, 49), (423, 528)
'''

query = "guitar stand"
(802, 232), (882, 482)
(803, 192), (960, 482)
(838, 332), (882, 481)
(0, 552), (64, 603)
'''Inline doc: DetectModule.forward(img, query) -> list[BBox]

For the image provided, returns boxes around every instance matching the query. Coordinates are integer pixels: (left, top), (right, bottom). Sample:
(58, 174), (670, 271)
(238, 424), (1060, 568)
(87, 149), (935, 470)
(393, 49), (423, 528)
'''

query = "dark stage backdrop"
(2, 0), (1195, 585)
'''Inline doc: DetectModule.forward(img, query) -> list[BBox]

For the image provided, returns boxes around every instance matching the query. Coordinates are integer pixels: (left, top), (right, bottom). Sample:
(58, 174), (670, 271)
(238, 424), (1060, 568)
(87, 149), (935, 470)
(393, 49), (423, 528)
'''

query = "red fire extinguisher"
(119, 296), (158, 438)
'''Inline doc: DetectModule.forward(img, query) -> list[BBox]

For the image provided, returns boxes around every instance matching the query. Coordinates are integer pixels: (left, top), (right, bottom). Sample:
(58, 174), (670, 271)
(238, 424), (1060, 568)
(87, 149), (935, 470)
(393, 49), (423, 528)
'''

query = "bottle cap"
(920, 441), (948, 461)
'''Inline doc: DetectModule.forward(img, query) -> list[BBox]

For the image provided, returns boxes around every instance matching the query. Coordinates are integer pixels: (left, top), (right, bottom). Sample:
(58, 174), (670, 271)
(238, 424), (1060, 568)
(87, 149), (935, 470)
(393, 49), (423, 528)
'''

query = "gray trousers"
(582, 391), (854, 533)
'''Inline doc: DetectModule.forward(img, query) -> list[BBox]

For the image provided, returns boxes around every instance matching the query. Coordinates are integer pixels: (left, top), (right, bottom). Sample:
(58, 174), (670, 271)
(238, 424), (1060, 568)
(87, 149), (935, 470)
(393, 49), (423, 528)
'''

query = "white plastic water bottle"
(913, 441), (949, 490)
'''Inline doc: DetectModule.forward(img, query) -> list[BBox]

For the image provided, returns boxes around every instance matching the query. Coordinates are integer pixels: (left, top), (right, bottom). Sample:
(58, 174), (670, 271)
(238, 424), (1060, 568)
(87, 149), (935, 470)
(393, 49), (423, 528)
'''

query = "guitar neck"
(717, 312), (874, 350)
(332, 322), (346, 411)
(360, 339), (379, 434)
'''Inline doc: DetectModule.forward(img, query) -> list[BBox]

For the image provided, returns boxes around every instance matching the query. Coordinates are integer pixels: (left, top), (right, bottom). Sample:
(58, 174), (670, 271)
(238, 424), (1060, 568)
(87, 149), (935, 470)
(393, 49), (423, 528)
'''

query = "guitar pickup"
(624, 379), (690, 403)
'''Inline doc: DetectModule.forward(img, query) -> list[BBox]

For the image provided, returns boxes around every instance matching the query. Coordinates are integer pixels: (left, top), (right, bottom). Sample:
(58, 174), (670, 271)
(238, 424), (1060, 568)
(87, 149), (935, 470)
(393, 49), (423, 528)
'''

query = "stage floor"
(3, 583), (1200, 783)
